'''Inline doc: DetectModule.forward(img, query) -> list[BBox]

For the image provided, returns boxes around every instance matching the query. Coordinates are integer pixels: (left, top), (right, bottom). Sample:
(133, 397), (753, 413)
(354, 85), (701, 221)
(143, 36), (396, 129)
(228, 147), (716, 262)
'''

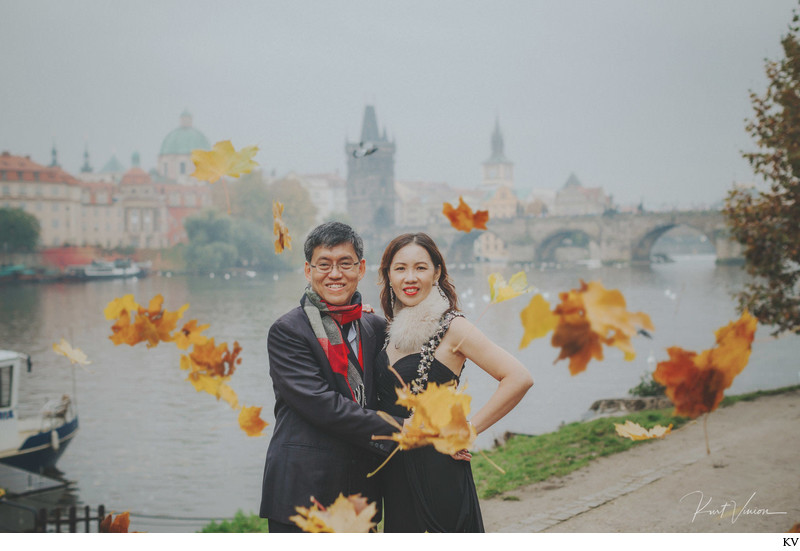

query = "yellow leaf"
(489, 271), (531, 303)
(52, 338), (91, 366)
(104, 294), (140, 320)
(173, 319), (210, 350)
(187, 372), (240, 409)
(290, 494), (377, 533)
(238, 405), (268, 437)
(614, 420), (672, 441)
(190, 140), (259, 184)
(272, 200), (292, 253)
(375, 380), (476, 456)
(519, 294), (558, 349)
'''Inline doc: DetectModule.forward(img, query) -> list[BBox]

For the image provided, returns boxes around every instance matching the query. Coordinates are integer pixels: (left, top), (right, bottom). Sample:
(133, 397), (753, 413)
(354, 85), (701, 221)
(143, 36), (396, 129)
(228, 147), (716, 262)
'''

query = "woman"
(376, 232), (533, 533)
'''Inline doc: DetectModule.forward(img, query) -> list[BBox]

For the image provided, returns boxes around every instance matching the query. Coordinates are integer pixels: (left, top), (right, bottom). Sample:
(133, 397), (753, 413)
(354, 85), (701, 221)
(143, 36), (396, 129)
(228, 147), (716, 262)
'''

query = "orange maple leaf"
(653, 311), (757, 419)
(99, 511), (131, 533)
(272, 200), (292, 254)
(188, 338), (242, 378)
(290, 494), (377, 533)
(442, 196), (489, 232)
(107, 294), (188, 348)
(238, 405), (268, 437)
(551, 280), (654, 375)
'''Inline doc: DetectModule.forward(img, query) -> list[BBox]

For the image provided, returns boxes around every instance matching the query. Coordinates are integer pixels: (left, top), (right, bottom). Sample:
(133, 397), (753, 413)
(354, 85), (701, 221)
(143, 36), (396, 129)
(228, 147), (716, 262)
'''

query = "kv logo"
(785, 537), (799, 547)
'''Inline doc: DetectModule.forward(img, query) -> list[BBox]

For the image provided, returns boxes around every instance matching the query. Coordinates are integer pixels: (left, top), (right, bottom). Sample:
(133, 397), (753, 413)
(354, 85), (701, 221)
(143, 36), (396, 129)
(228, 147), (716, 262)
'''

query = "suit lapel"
(359, 317), (376, 404)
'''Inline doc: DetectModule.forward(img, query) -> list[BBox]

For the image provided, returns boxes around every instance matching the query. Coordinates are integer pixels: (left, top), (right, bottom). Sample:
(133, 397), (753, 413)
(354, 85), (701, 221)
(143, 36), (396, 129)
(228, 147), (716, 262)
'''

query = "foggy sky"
(1, 0), (796, 209)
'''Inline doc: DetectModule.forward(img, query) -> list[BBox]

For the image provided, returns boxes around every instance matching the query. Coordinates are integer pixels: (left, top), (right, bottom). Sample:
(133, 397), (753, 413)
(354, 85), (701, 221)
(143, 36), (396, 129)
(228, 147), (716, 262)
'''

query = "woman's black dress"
(376, 350), (485, 533)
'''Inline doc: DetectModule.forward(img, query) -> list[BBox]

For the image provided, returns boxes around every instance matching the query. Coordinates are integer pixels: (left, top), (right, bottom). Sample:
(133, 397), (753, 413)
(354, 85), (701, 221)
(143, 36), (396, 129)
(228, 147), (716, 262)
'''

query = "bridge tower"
(345, 105), (397, 233)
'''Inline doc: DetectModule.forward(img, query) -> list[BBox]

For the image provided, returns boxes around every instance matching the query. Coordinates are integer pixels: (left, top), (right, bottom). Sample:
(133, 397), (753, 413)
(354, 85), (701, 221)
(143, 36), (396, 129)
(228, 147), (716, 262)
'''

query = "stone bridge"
(369, 210), (743, 266)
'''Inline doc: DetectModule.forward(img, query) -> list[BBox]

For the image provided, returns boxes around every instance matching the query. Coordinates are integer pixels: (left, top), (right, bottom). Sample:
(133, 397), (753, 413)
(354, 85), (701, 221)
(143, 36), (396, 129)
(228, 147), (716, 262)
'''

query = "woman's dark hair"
(304, 221), (364, 261)
(378, 232), (459, 320)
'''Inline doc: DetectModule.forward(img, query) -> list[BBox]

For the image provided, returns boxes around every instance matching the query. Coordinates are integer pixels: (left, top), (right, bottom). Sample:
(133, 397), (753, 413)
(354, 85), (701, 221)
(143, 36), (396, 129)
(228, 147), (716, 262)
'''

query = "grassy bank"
(472, 384), (800, 500)
(201, 384), (800, 532)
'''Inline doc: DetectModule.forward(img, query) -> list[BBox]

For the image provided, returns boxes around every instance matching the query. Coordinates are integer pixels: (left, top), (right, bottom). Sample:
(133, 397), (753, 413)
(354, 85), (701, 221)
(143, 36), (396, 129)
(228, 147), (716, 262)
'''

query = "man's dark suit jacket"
(259, 303), (396, 524)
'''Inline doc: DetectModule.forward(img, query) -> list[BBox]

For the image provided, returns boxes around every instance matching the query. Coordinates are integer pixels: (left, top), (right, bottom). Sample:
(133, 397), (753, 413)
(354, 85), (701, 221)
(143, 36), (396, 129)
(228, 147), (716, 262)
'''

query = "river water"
(1, 254), (798, 532)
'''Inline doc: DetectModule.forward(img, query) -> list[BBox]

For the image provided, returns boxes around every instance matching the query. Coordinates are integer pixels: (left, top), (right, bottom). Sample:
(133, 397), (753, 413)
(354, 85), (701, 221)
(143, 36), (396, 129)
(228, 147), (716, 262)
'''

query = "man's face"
(304, 243), (366, 306)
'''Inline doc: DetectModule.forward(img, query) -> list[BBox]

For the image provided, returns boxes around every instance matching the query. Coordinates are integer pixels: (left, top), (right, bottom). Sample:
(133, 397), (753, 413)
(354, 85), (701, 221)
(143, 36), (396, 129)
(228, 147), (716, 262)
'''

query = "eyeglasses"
(310, 261), (359, 273)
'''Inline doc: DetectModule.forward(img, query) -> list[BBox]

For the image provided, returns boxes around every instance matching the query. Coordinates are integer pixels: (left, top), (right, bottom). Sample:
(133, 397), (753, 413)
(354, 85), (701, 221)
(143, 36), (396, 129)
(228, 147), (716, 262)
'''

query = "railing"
(13, 504), (107, 533)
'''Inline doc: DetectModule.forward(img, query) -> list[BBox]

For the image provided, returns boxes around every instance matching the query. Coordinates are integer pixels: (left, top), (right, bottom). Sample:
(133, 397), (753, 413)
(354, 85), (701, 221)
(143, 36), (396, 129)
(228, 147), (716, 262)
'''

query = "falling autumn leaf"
(290, 494), (377, 533)
(272, 200), (292, 253)
(190, 140), (259, 184)
(187, 338), (242, 378)
(103, 294), (140, 320)
(551, 280), (654, 375)
(489, 271), (532, 303)
(99, 511), (131, 533)
(442, 196), (489, 232)
(239, 405), (268, 437)
(52, 338), (91, 366)
(173, 319), (210, 350)
(107, 294), (189, 348)
(519, 294), (558, 349)
(653, 311), (757, 419)
(614, 420), (673, 441)
(372, 379), (476, 460)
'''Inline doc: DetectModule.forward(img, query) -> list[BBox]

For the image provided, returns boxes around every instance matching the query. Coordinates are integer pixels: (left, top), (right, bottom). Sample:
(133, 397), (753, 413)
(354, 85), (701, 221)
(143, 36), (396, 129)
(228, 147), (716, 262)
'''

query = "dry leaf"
(173, 319), (210, 350)
(551, 280), (654, 375)
(519, 293), (558, 349)
(190, 140), (259, 184)
(238, 405), (268, 437)
(653, 311), (757, 418)
(272, 200), (292, 253)
(107, 294), (189, 348)
(103, 294), (140, 320)
(374, 380), (476, 455)
(489, 271), (531, 303)
(52, 338), (91, 366)
(442, 196), (489, 232)
(290, 494), (377, 533)
(614, 420), (672, 440)
(99, 511), (130, 533)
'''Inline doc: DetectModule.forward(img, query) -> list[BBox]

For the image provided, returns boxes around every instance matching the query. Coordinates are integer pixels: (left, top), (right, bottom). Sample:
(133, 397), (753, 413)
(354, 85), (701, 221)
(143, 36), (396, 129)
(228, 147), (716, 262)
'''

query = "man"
(259, 222), (398, 532)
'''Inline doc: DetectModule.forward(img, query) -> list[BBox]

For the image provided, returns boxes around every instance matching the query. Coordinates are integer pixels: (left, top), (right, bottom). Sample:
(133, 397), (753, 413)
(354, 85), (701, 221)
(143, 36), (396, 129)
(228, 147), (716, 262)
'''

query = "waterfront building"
(480, 119), (522, 220)
(291, 171), (347, 224)
(553, 173), (612, 216)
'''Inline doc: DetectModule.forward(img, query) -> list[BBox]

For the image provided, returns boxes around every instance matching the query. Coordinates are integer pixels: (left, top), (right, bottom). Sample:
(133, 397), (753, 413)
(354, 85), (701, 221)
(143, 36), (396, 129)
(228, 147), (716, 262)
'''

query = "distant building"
(158, 110), (211, 184)
(481, 118), (514, 190)
(480, 119), (521, 220)
(292, 172), (347, 224)
(553, 173), (612, 216)
(345, 106), (397, 230)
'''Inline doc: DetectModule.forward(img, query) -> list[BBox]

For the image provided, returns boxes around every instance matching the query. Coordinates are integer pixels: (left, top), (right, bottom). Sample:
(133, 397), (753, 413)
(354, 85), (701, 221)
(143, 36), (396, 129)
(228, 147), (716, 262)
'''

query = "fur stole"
(388, 289), (450, 353)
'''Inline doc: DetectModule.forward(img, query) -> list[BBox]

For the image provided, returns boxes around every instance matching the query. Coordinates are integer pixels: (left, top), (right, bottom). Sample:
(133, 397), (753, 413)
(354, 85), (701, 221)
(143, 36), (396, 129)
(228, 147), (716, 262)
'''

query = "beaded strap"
(411, 310), (464, 394)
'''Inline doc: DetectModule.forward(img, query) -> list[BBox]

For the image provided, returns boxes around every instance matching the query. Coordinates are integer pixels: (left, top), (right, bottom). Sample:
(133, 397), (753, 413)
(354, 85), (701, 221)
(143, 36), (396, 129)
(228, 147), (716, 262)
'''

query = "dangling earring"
(389, 286), (396, 310)
(436, 281), (447, 300)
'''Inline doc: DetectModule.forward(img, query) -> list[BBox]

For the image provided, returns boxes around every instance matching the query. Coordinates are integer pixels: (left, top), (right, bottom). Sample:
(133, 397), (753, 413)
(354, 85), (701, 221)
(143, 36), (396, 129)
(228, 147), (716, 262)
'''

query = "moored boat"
(0, 350), (79, 473)
(66, 258), (149, 280)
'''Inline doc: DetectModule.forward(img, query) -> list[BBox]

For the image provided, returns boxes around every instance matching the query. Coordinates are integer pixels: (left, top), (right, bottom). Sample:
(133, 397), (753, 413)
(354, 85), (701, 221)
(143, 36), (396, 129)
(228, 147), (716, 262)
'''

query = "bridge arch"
(631, 223), (716, 262)
(536, 229), (598, 264)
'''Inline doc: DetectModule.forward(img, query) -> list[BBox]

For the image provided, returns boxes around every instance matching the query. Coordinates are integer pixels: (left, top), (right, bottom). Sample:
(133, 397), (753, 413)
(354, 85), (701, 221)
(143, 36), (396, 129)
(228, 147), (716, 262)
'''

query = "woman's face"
(388, 243), (441, 308)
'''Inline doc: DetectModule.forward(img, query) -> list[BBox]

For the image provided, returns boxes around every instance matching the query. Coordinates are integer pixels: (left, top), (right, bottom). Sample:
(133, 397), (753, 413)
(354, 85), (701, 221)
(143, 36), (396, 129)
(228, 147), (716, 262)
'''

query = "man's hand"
(362, 303), (375, 313)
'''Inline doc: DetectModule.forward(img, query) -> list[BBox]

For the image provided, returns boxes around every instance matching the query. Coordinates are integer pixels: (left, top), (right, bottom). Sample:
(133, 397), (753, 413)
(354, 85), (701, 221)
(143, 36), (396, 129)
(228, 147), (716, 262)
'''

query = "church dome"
(159, 110), (211, 155)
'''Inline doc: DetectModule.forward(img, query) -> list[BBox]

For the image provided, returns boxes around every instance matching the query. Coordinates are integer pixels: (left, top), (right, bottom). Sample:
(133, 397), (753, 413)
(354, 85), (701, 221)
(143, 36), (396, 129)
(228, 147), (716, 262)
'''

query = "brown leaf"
(442, 196), (489, 232)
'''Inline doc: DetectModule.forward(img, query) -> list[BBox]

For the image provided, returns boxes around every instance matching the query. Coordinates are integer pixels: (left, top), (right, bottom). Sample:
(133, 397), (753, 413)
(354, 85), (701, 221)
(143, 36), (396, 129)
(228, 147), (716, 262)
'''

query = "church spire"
(489, 117), (507, 162)
(49, 140), (59, 167)
(360, 105), (380, 143)
(80, 141), (93, 173)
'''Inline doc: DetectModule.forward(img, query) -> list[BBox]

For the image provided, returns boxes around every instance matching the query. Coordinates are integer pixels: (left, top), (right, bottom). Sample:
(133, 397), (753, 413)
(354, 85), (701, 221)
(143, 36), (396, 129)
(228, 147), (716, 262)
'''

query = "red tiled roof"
(120, 167), (153, 186)
(0, 151), (82, 185)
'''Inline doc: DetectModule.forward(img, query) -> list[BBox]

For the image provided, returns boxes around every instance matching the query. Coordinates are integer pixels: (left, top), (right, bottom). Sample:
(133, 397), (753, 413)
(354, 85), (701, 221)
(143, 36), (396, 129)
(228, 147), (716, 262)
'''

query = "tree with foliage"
(724, 10), (800, 335)
(184, 209), (238, 272)
(0, 207), (40, 253)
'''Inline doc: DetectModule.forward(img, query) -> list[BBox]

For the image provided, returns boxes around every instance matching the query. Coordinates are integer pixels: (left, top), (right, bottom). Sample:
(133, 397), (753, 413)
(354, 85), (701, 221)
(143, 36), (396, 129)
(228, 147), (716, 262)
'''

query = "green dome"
(159, 111), (211, 155)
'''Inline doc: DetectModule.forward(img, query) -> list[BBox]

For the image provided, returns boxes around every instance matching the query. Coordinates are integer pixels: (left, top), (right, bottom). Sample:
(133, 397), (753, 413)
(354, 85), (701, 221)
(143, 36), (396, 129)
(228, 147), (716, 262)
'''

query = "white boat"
(67, 258), (149, 280)
(0, 350), (79, 473)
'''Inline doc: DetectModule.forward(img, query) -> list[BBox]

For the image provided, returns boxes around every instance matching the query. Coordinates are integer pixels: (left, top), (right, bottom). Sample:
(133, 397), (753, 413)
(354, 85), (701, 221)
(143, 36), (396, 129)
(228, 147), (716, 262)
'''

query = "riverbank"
(479, 387), (800, 532)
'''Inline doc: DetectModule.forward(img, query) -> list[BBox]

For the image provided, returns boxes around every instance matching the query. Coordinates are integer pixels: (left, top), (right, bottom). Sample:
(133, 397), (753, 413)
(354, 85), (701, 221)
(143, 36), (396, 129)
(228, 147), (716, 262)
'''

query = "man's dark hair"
(304, 221), (364, 261)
